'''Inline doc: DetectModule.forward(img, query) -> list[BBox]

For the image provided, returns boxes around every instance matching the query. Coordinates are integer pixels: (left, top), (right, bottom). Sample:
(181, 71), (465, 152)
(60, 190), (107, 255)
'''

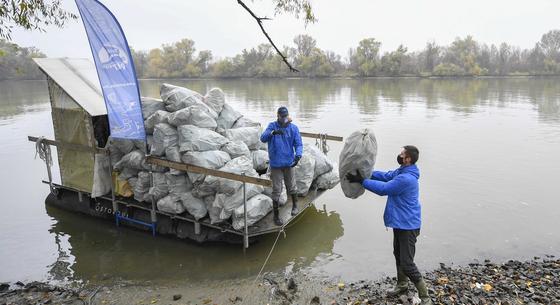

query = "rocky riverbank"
(2, 256), (559, 305)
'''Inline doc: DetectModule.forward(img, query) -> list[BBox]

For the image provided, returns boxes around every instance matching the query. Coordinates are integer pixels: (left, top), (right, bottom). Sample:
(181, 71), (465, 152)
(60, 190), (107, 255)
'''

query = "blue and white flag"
(75, 0), (145, 140)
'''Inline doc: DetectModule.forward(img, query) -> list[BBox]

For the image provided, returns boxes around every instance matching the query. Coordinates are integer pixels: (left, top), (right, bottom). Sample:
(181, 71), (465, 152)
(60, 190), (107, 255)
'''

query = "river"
(1, 78), (559, 288)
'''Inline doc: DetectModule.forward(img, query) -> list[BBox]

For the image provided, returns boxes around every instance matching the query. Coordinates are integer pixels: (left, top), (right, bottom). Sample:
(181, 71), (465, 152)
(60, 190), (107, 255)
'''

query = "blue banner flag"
(75, 0), (145, 140)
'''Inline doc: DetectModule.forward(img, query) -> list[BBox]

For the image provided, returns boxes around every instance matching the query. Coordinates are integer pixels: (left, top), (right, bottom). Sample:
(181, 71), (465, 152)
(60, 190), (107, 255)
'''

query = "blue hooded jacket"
(362, 164), (421, 230)
(260, 121), (303, 168)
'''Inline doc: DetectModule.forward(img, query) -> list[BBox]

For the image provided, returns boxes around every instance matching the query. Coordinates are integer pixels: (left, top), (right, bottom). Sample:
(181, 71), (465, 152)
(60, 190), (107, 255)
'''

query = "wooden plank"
(28, 136), (106, 154)
(300, 132), (343, 142)
(145, 156), (272, 187)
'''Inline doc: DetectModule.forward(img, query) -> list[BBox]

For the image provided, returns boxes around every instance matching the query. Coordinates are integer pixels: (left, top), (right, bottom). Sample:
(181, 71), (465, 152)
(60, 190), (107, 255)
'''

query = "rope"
(253, 226), (286, 285)
(315, 134), (330, 155)
(35, 137), (53, 166)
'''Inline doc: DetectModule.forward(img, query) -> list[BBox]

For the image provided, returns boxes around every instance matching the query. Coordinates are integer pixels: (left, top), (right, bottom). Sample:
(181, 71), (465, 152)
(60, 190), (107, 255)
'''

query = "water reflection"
(45, 203), (343, 283)
(0, 80), (49, 119)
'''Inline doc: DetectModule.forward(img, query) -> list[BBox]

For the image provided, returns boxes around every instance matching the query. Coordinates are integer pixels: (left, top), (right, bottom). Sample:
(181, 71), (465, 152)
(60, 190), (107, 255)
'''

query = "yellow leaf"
(437, 277), (449, 285)
(526, 281), (532, 287)
(483, 284), (492, 292)
(337, 282), (345, 290)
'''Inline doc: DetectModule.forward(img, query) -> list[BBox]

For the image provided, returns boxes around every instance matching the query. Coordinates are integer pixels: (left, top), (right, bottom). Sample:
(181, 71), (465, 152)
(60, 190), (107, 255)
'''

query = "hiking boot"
(386, 267), (409, 297)
(290, 194), (299, 216)
(414, 278), (433, 305)
(273, 201), (283, 226)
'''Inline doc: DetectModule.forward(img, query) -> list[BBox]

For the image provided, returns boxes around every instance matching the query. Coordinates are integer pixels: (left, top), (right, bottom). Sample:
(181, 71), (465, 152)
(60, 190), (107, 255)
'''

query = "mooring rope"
(34, 137), (53, 166)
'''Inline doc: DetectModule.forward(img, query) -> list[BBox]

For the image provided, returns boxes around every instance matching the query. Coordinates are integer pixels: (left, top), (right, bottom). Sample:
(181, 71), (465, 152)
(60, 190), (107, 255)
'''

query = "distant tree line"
(0, 40), (45, 80)
(3, 29), (560, 80)
(131, 29), (560, 78)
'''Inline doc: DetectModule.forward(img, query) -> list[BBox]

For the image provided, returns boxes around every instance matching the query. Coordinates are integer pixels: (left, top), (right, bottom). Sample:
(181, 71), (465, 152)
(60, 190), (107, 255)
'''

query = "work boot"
(414, 278), (433, 305)
(290, 194), (299, 216)
(386, 267), (409, 297)
(273, 201), (283, 226)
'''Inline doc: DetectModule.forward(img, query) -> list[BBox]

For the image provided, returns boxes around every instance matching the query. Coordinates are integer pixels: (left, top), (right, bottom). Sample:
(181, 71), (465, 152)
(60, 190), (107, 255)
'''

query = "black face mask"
(397, 154), (404, 165)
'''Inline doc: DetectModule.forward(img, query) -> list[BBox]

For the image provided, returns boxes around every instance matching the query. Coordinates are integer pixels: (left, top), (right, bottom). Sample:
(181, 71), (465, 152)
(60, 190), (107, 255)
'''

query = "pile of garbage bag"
(108, 83), (339, 230)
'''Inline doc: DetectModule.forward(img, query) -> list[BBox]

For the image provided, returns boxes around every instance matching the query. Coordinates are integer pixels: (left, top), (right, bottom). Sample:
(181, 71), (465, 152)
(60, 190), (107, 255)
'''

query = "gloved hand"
(290, 155), (301, 167)
(272, 129), (284, 136)
(346, 170), (364, 184)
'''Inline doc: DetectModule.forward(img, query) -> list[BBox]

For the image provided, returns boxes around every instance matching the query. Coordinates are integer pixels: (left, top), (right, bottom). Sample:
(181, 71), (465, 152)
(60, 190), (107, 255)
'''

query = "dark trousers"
(393, 228), (422, 283)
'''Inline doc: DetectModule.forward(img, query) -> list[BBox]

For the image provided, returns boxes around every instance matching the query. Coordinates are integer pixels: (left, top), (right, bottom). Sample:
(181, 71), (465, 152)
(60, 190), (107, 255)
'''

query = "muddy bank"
(2, 256), (559, 305)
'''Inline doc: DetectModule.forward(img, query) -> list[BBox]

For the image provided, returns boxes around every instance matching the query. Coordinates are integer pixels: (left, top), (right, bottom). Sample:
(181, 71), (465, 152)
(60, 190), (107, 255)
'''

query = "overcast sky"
(11, 0), (560, 61)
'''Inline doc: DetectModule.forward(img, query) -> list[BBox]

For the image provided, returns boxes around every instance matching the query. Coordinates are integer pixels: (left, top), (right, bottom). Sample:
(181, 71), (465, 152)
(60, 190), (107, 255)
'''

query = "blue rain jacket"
(260, 121), (303, 168)
(362, 164), (421, 230)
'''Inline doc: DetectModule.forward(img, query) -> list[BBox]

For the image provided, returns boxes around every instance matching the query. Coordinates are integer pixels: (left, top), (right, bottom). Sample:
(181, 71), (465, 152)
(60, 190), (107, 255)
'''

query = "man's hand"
(290, 155), (301, 168)
(346, 170), (364, 184)
(272, 129), (284, 136)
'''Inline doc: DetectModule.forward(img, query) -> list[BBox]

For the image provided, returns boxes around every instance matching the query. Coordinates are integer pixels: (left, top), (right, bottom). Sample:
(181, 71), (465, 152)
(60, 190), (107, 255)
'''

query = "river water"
(1, 78), (559, 286)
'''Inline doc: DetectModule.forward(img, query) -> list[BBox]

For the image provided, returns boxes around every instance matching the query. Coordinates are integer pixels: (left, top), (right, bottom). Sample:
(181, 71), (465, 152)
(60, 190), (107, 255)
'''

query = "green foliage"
(0, 0), (77, 40)
(0, 39), (44, 80)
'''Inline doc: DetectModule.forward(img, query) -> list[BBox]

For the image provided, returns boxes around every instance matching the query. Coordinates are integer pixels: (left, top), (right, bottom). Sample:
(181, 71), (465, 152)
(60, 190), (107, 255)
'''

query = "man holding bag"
(260, 106), (303, 226)
(346, 145), (433, 305)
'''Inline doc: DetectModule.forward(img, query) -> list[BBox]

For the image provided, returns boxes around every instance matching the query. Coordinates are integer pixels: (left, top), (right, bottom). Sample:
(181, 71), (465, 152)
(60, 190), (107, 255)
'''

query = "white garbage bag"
(151, 123), (178, 156)
(144, 110), (170, 134)
(178, 125), (228, 152)
(221, 141), (250, 159)
(109, 138), (135, 155)
(339, 128), (378, 199)
(118, 167), (139, 180)
(141, 97), (165, 119)
(180, 192), (207, 220)
(215, 156), (257, 196)
(160, 83), (204, 112)
(294, 153), (316, 196)
(217, 103), (242, 130)
(114, 150), (149, 171)
(181, 150), (231, 183)
(225, 127), (261, 150)
(167, 105), (217, 129)
(133, 171), (151, 202)
(232, 116), (261, 128)
(203, 87), (225, 114)
(214, 183), (264, 220)
(157, 195), (185, 214)
(316, 165), (340, 190)
(304, 143), (334, 178)
(166, 172), (193, 197)
(147, 172), (169, 202)
(164, 146), (182, 175)
(205, 195), (222, 224)
(251, 150), (269, 172)
(232, 194), (273, 230)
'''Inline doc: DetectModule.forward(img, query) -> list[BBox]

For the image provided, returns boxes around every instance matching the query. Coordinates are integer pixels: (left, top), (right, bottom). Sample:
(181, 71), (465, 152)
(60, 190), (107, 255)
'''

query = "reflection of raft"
(30, 58), (341, 248)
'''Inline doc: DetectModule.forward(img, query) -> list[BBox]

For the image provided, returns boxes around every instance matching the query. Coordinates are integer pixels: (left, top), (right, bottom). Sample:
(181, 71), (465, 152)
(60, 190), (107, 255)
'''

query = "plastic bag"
(316, 165), (340, 190)
(214, 183), (264, 220)
(92, 153), (111, 198)
(215, 156), (257, 196)
(225, 127), (261, 150)
(180, 192), (207, 220)
(304, 143), (334, 178)
(232, 116), (261, 128)
(114, 150), (149, 170)
(203, 87), (225, 114)
(251, 150), (269, 172)
(181, 150), (231, 183)
(217, 103), (242, 130)
(178, 125), (228, 152)
(160, 83), (204, 112)
(294, 153), (316, 196)
(157, 195), (185, 214)
(205, 195), (221, 224)
(151, 123), (178, 156)
(221, 141), (250, 159)
(232, 194), (273, 230)
(147, 172), (169, 202)
(141, 97), (165, 119)
(339, 128), (377, 199)
(133, 171), (151, 202)
(166, 172), (192, 197)
(118, 167), (139, 180)
(144, 110), (170, 134)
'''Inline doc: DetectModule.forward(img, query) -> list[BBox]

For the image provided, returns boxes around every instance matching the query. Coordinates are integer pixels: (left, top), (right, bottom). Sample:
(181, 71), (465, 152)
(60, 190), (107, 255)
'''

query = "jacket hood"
(400, 164), (420, 179)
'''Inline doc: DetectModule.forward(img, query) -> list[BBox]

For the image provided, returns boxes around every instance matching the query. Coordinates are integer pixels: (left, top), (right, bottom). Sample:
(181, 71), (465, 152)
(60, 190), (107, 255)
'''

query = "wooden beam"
(28, 136), (106, 154)
(145, 156), (272, 187)
(300, 132), (343, 142)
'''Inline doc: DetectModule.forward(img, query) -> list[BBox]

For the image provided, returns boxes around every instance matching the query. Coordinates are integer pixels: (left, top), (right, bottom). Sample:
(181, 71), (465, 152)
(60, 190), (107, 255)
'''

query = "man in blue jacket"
(260, 106), (303, 226)
(346, 145), (432, 305)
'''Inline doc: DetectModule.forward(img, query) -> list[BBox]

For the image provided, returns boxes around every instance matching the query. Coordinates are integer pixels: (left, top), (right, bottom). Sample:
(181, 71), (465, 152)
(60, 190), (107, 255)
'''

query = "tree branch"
(236, 0), (299, 73)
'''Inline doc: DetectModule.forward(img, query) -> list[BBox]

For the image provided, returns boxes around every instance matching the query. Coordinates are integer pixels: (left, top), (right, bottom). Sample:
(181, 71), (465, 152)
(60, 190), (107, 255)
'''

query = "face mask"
(397, 154), (404, 165)
(279, 117), (289, 124)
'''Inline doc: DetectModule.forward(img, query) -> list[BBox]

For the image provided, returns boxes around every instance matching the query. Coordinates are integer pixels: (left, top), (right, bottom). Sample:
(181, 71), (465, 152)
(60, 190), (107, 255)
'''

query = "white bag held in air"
(178, 125), (228, 152)
(232, 194), (273, 230)
(339, 128), (378, 199)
